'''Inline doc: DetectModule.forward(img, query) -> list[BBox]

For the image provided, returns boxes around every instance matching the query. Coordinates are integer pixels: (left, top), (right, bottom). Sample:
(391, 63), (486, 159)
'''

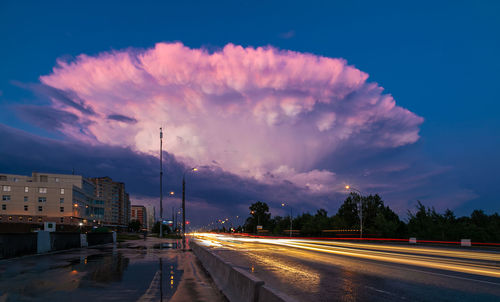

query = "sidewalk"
(132, 237), (227, 302)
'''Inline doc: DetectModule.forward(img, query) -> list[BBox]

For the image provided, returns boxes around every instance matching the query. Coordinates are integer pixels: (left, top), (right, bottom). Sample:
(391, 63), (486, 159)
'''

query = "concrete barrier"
(50, 232), (80, 251)
(191, 240), (297, 302)
(80, 234), (88, 247)
(259, 285), (297, 302)
(37, 231), (51, 254)
(0, 233), (37, 258)
(461, 239), (471, 247)
(87, 232), (113, 246)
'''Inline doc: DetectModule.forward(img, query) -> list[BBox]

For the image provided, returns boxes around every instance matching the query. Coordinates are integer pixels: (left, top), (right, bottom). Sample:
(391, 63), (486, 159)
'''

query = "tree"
(245, 201), (271, 233)
(152, 222), (171, 236)
(335, 193), (404, 238)
(129, 220), (142, 232)
(335, 193), (360, 228)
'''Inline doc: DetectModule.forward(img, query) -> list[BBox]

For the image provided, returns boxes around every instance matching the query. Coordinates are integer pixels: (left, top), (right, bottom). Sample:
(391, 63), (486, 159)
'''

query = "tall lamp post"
(182, 167), (198, 238)
(159, 128), (164, 239)
(345, 185), (364, 239)
(167, 191), (174, 232)
(281, 203), (293, 237)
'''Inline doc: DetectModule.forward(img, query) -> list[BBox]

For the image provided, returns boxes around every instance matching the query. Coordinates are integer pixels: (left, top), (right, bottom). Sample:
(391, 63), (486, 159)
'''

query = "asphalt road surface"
(193, 233), (500, 302)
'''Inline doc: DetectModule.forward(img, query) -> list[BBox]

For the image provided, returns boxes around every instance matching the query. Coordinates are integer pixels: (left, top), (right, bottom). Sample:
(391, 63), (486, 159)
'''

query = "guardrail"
(191, 240), (298, 302)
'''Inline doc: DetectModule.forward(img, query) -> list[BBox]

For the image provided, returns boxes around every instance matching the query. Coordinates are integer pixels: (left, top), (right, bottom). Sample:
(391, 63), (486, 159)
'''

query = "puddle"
(0, 245), (183, 301)
(153, 242), (179, 249)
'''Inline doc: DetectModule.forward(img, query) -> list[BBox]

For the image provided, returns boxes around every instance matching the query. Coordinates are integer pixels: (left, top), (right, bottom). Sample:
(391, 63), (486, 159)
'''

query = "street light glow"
(345, 185), (350, 190)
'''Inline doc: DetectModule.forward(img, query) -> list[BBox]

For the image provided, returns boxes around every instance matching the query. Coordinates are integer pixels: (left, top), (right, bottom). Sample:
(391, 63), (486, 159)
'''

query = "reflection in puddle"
(0, 244), (183, 301)
(153, 242), (179, 249)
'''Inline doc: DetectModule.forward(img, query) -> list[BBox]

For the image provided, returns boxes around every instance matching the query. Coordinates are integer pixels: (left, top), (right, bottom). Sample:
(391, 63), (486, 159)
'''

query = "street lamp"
(182, 167), (198, 239)
(345, 185), (364, 239)
(167, 191), (175, 233)
(281, 203), (293, 237)
(159, 128), (164, 239)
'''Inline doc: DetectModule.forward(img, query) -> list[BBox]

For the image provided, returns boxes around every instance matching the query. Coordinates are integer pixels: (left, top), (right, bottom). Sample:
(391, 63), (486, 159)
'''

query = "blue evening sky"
(1, 0), (499, 214)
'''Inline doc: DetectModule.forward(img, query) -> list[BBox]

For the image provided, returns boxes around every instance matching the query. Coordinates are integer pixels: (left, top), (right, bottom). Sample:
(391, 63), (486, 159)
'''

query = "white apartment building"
(0, 172), (104, 225)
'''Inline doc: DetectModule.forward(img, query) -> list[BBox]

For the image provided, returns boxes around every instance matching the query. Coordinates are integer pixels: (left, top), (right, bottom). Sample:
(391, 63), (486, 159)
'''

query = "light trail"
(191, 233), (500, 278)
(294, 239), (500, 262)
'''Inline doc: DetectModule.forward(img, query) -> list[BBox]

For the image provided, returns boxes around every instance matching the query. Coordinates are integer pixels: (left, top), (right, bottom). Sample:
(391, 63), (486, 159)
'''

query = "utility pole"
(182, 176), (186, 237)
(359, 200), (363, 239)
(159, 128), (163, 239)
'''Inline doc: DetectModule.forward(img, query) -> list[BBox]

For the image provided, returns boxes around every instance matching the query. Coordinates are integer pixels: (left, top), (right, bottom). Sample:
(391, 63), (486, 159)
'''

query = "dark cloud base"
(0, 123), (490, 226)
(0, 124), (340, 225)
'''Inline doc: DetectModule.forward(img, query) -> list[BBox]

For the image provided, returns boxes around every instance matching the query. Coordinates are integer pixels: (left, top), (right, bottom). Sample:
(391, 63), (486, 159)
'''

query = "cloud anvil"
(37, 42), (423, 192)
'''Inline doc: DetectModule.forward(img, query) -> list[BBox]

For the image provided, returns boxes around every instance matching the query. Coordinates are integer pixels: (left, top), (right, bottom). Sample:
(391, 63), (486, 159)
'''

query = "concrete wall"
(50, 232), (81, 251)
(191, 240), (297, 302)
(87, 232), (113, 246)
(0, 233), (37, 258)
(0, 232), (115, 259)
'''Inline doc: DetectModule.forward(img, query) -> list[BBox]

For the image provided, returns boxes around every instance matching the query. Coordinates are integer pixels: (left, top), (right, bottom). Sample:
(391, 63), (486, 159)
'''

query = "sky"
(1, 1), (499, 227)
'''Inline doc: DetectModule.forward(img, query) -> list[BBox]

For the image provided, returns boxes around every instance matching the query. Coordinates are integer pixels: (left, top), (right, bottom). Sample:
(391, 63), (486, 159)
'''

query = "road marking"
(364, 286), (407, 299)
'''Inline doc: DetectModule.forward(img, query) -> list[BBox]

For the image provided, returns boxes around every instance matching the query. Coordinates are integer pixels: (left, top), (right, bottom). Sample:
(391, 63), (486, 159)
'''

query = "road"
(0, 237), (225, 302)
(192, 233), (500, 302)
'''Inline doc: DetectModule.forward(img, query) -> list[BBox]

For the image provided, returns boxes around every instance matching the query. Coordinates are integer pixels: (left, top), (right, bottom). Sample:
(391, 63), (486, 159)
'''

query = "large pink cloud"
(39, 42), (423, 192)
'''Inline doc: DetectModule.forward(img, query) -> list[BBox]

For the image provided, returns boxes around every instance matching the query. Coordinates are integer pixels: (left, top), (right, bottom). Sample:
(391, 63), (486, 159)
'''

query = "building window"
(40, 175), (48, 182)
(25, 186), (29, 193)
(18, 216), (23, 221)
(24, 196), (28, 202)
(60, 217), (64, 223)
(2, 195), (10, 201)
(38, 197), (46, 203)
(55, 177), (60, 182)
(60, 188), (65, 194)
(2, 186), (11, 192)
(28, 217), (32, 222)
(39, 187), (47, 193)
(24, 205), (28, 211)
(60, 207), (64, 213)
(8, 216), (12, 221)
(38, 217), (42, 222)
(60, 198), (64, 203)
(38, 206), (43, 211)
(0, 175), (6, 181)
(2, 205), (6, 210)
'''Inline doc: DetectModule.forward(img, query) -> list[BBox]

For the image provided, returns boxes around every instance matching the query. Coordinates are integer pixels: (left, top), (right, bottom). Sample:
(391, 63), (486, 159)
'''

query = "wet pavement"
(0, 237), (226, 302)
(194, 234), (500, 302)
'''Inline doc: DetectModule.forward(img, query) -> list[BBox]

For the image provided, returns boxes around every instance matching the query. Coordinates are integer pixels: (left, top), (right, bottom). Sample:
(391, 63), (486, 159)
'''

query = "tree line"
(237, 194), (500, 242)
